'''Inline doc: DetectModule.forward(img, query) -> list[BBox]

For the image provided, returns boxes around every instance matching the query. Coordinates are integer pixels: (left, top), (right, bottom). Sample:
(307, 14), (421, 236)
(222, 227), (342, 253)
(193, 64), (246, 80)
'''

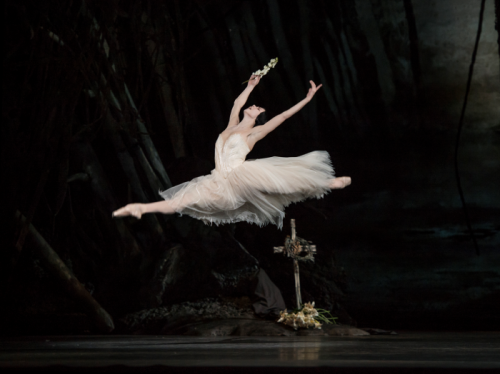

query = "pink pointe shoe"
(112, 204), (144, 219)
(330, 176), (351, 190)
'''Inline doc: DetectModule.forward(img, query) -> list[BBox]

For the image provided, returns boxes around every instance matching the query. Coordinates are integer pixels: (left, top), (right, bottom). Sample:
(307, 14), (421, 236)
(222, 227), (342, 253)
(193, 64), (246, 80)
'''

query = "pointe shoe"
(112, 204), (143, 219)
(330, 176), (351, 189)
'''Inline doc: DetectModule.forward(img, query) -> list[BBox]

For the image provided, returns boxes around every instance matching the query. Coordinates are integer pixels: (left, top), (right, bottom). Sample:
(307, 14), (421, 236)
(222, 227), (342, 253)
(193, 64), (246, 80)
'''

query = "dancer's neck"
(238, 116), (255, 129)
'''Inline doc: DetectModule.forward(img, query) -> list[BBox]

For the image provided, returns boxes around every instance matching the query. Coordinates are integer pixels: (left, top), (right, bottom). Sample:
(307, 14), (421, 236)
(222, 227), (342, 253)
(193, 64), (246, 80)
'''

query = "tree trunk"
(144, 12), (187, 159)
(15, 210), (115, 333)
(124, 85), (173, 190)
(369, 0), (416, 126)
(104, 111), (165, 239)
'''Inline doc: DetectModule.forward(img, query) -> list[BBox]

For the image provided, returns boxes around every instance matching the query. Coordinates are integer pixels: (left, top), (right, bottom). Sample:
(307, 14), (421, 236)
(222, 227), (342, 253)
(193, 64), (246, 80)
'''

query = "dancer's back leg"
(112, 193), (195, 219)
(112, 200), (175, 219)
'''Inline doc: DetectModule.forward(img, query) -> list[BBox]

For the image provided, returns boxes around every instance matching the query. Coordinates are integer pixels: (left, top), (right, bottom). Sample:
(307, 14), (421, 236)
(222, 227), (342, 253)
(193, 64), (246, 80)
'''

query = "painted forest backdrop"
(3, 0), (500, 333)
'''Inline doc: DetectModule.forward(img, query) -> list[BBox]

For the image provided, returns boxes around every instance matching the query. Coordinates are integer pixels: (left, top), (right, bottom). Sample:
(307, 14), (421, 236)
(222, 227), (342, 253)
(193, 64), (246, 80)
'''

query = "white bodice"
(160, 133), (334, 228)
(215, 133), (250, 178)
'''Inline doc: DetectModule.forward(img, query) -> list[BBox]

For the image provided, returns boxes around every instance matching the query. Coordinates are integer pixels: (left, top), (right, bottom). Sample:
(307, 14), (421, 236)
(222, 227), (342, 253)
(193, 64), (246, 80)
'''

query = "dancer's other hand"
(112, 203), (144, 219)
(247, 74), (261, 87)
(306, 80), (322, 101)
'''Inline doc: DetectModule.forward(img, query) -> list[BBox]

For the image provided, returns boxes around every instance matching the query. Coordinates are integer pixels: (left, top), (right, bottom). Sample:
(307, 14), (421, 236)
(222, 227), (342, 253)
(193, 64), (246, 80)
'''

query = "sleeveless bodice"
(160, 132), (335, 229)
(215, 133), (250, 178)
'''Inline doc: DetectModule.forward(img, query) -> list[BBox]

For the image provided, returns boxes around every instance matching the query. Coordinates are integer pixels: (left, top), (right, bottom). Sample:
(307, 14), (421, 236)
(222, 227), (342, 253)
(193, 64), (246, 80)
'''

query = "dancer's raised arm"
(227, 75), (261, 129)
(250, 81), (322, 142)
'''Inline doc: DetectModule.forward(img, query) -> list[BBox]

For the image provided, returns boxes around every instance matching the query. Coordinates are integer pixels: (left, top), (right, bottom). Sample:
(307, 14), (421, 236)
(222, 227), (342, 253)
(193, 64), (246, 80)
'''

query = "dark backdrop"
(2, 0), (500, 333)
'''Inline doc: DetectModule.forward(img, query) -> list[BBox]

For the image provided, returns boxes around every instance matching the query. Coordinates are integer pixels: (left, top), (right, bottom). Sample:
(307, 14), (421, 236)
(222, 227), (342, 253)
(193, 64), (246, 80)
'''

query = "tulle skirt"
(159, 151), (335, 229)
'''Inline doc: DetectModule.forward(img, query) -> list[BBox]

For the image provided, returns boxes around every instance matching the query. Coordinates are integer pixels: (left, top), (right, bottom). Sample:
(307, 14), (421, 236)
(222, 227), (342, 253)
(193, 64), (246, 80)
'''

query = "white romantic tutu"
(159, 134), (335, 229)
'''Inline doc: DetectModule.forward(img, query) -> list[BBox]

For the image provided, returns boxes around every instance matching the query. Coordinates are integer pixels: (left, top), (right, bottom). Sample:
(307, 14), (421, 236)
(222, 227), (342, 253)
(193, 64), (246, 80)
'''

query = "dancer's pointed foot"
(112, 203), (144, 219)
(329, 176), (351, 189)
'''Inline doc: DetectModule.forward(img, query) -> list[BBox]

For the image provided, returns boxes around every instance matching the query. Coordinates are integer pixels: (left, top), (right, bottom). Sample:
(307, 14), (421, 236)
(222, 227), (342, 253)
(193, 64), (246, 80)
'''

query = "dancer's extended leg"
(112, 200), (177, 219)
(329, 176), (351, 189)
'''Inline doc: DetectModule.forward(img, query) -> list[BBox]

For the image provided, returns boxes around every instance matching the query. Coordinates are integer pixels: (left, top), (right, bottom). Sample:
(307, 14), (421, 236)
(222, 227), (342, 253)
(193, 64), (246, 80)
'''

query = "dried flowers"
(277, 301), (338, 330)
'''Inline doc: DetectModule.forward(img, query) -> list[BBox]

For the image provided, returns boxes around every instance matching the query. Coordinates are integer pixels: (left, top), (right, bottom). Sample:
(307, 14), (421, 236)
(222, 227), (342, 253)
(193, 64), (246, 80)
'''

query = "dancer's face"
(244, 105), (265, 119)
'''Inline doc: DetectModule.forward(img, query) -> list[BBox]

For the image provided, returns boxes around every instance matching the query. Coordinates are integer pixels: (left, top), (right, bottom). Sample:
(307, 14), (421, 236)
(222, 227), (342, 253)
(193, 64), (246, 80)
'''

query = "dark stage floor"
(1, 332), (499, 373)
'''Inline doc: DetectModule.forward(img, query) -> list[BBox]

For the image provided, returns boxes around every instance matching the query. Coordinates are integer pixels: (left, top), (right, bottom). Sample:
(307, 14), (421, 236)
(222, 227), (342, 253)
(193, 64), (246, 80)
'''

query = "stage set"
(3, 0), (500, 372)
(2, 333), (500, 373)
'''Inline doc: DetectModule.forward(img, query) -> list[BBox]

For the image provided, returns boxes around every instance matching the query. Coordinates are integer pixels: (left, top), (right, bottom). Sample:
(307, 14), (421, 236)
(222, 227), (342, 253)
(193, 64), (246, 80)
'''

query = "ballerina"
(112, 75), (351, 229)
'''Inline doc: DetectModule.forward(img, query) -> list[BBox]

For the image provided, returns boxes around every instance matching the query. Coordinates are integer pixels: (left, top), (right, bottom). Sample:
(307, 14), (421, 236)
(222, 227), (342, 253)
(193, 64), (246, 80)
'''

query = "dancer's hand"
(112, 203), (144, 219)
(306, 80), (322, 101)
(247, 74), (261, 87)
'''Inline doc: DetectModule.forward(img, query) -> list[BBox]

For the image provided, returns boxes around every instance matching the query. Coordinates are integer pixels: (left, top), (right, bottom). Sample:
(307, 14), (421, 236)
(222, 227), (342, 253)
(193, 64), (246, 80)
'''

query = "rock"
(361, 328), (398, 335)
(296, 328), (325, 336)
(119, 297), (366, 337)
(165, 318), (295, 337)
(118, 297), (254, 334)
(322, 324), (370, 336)
(154, 217), (260, 304)
(242, 320), (295, 337)
(164, 318), (368, 337)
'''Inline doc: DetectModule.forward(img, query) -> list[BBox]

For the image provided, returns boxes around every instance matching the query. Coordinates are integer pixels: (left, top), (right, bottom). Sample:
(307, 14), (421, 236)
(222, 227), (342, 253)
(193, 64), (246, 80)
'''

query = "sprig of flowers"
(277, 302), (338, 330)
(242, 58), (279, 84)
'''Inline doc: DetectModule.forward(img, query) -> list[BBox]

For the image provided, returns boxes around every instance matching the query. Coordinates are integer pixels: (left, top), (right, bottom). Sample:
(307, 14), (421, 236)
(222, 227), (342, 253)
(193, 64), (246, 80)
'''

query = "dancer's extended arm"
(227, 75), (261, 128)
(250, 80), (322, 142)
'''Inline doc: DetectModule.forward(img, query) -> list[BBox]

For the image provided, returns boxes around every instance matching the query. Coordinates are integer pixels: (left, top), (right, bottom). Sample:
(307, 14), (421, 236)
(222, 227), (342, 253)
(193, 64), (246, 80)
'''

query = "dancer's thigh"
(169, 190), (201, 212)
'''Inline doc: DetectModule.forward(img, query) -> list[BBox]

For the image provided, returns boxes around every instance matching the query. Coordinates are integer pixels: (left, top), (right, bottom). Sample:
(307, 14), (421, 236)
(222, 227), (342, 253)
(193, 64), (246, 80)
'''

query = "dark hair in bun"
(255, 111), (267, 126)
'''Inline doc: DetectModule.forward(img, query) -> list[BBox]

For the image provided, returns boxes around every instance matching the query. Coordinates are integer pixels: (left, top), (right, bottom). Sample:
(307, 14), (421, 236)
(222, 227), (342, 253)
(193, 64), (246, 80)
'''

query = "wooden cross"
(274, 219), (317, 309)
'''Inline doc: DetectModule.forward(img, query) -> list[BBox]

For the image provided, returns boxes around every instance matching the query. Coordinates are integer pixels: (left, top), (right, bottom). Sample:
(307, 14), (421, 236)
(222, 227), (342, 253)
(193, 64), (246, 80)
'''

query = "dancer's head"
(243, 105), (265, 125)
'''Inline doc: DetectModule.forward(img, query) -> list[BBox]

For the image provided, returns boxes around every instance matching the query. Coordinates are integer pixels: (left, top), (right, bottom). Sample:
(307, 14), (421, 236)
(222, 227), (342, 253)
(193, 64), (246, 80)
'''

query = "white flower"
(245, 58), (278, 82)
